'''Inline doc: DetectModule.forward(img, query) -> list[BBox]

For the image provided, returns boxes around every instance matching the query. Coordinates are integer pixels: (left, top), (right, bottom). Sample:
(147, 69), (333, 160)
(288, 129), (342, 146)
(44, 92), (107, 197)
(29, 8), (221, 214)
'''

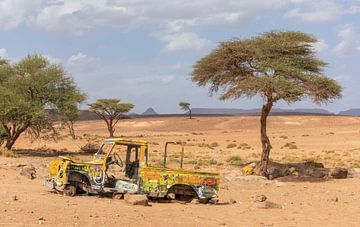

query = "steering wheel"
(112, 153), (124, 167)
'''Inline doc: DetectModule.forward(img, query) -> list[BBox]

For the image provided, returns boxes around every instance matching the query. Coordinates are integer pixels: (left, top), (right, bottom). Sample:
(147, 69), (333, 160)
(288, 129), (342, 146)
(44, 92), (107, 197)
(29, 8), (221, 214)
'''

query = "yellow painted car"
(45, 138), (220, 202)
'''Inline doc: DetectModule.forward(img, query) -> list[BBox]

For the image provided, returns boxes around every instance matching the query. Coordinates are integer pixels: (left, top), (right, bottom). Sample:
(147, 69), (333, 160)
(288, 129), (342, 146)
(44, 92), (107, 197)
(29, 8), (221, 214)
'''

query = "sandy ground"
(1, 116), (360, 226)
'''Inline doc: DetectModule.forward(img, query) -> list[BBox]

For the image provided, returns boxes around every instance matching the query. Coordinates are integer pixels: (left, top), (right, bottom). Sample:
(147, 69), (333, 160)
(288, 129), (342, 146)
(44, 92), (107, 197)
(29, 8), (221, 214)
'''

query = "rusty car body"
(45, 138), (220, 202)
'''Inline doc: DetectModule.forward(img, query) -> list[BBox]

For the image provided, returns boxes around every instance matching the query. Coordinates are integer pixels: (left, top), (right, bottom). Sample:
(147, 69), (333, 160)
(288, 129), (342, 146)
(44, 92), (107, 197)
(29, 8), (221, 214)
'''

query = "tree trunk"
(189, 109), (192, 119)
(109, 128), (114, 138)
(5, 130), (23, 150)
(256, 99), (273, 176)
(68, 122), (76, 139)
(4, 124), (29, 150)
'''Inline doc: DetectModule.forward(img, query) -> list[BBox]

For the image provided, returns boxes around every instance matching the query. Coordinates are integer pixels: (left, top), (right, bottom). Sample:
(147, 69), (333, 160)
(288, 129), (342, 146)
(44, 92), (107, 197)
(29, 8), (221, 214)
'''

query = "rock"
(38, 217), (45, 225)
(20, 166), (36, 179)
(348, 168), (360, 178)
(16, 163), (27, 168)
(124, 194), (149, 206)
(256, 201), (282, 209)
(229, 198), (237, 204)
(330, 168), (348, 179)
(254, 195), (267, 202)
(0, 161), (8, 166)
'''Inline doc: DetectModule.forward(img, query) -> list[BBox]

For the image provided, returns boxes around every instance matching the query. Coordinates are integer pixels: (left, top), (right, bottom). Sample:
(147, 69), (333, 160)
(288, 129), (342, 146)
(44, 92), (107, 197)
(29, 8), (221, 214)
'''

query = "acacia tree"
(179, 101), (192, 119)
(57, 88), (87, 139)
(0, 54), (85, 150)
(59, 102), (85, 139)
(191, 31), (342, 176)
(88, 99), (134, 137)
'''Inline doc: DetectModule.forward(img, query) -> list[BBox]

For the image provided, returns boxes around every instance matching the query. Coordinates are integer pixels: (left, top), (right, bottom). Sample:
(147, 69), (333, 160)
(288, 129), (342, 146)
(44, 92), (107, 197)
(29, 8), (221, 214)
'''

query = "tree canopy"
(179, 101), (192, 119)
(191, 31), (342, 175)
(88, 99), (134, 137)
(0, 54), (86, 149)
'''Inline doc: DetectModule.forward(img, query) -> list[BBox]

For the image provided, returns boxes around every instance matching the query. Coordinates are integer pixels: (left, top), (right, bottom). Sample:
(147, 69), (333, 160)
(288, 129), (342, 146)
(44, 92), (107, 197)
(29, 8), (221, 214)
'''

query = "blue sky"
(0, 0), (359, 114)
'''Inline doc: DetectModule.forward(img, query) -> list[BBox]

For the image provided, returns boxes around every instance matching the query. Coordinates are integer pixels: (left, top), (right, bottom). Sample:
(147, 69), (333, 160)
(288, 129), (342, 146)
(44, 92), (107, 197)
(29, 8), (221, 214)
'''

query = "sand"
(1, 115), (360, 226)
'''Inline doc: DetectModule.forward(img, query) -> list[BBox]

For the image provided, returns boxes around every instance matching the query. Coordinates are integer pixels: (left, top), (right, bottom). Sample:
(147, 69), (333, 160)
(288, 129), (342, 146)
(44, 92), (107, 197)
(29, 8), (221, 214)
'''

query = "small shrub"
(279, 135), (288, 139)
(209, 159), (218, 165)
(226, 156), (243, 166)
(281, 142), (298, 149)
(191, 132), (204, 135)
(226, 143), (237, 149)
(301, 134), (310, 137)
(185, 160), (197, 165)
(210, 142), (219, 147)
(237, 143), (252, 150)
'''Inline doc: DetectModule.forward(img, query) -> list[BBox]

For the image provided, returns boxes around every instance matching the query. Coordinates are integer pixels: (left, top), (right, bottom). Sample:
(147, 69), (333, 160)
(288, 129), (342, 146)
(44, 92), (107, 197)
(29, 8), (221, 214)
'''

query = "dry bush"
(226, 143), (237, 149)
(281, 142), (298, 150)
(80, 142), (100, 154)
(226, 156), (243, 166)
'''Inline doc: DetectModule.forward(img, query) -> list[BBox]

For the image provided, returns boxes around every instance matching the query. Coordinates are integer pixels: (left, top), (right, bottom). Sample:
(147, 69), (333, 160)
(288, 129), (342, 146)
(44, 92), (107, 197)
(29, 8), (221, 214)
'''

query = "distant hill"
(191, 108), (334, 116)
(141, 107), (158, 116)
(338, 108), (360, 116)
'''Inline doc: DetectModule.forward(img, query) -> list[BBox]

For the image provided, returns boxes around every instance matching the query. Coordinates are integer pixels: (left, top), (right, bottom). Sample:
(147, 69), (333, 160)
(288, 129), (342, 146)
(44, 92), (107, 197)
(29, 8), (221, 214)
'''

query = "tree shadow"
(13, 148), (94, 158)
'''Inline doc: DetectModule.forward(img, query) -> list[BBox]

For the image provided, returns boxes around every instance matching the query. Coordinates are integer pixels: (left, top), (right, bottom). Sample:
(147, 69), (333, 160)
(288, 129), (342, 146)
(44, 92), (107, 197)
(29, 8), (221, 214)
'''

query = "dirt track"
(1, 116), (360, 226)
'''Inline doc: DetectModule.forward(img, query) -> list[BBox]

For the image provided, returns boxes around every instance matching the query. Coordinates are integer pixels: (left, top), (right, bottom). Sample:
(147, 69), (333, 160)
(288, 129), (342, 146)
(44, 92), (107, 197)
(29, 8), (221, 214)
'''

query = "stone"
(20, 166), (36, 180)
(330, 168), (348, 179)
(256, 201), (282, 209)
(124, 194), (149, 206)
(348, 168), (360, 178)
(254, 195), (267, 202)
(229, 198), (237, 204)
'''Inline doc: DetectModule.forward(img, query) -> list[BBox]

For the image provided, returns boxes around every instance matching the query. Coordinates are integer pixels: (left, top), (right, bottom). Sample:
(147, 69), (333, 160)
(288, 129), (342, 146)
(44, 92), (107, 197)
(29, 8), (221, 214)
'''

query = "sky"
(0, 0), (359, 114)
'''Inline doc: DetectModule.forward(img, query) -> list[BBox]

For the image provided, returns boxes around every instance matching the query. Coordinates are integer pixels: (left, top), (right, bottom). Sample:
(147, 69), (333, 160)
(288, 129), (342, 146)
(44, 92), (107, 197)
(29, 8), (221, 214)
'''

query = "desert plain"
(1, 115), (360, 226)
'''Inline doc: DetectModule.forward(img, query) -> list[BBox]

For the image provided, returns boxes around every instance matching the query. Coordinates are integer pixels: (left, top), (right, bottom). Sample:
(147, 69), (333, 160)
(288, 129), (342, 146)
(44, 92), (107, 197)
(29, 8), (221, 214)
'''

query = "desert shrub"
(198, 143), (211, 148)
(226, 156), (243, 166)
(280, 135), (288, 139)
(209, 159), (218, 165)
(80, 142), (100, 154)
(237, 143), (252, 150)
(185, 160), (197, 165)
(301, 134), (310, 137)
(210, 142), (219, 147)
(194, 165), (201, 170)
(226, 143), (237, 149)
(281, 142), (298, 149)
(191, 132), (204, 135)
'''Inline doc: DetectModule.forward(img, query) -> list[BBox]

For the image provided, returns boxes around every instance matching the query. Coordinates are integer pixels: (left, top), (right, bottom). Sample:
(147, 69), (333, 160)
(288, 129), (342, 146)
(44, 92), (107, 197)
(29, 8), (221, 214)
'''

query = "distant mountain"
(191, 108), (334, 115)
(338, 108), (360, 116)
(141, 107), (158, 115)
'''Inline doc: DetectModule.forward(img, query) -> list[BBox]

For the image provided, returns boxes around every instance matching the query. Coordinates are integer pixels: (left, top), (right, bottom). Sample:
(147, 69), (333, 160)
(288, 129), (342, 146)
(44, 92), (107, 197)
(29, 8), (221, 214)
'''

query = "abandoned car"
(45, 138), (220, 202)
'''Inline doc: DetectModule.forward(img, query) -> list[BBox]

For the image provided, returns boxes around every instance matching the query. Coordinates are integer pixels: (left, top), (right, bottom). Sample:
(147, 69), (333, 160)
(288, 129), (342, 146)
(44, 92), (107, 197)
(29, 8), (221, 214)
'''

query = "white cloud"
(0, 0), (43, 29)
(0, 48), (7, 58)
(284, 0), (360, 22)
(333, 25), (360, 55)
(156, 31), (212, 52)
(0, 0), (289, 34)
